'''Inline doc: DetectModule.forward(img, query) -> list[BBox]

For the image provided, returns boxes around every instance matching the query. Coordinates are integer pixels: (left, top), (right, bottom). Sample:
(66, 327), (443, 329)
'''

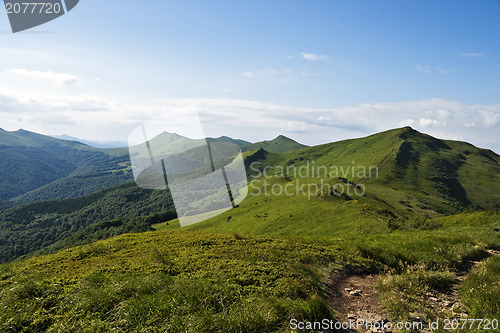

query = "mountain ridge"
(0, 128), (94, 149)
(0, 125), (498, 333)
(51, 134), (129, 148)
(0, 129), (308, 203)
(0, 128), (133, 202)
(1, 126), (498, 263)
(178, 126), (499, 239)
(241, 134), (308, 153)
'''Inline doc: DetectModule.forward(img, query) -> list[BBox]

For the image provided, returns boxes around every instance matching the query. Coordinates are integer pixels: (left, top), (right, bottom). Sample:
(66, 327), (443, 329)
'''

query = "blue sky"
(0, 0), (499, 151)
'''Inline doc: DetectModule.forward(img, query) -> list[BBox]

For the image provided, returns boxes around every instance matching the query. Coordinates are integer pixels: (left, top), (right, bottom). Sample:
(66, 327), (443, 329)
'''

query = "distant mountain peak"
(241, 135), (308, 153)
(395, 126), (418, 137)
(162, 131), (182, 137)
(273, 134), (300, 142)
(206, 135), (251, 146)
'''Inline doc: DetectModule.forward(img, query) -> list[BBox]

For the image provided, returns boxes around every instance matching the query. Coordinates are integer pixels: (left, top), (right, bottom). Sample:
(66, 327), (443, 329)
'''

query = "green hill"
(0, 129), (132, 202)
(241, 135), (308, 153)
(130, 132), (248, 161)
(183, 127), (499, 238)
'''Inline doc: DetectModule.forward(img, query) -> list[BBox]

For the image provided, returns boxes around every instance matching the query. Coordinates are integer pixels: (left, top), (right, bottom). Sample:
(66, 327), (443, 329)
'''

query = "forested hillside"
(0, 182), (175, 263)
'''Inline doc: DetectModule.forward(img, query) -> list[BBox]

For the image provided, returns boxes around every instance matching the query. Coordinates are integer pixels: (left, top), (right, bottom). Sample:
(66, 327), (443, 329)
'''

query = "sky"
(0, 0), (499, 152)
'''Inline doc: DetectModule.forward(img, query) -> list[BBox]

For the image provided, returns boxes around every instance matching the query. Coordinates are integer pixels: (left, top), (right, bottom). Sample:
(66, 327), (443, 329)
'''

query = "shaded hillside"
(0, 129), (132, 202)
(12, 151), (132, 203)
(3, 130), (250, 203)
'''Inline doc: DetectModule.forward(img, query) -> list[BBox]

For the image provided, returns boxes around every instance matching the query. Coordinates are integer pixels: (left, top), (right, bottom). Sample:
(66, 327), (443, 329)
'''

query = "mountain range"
(0, 126), (499, 331)
(0, 126), (498, 263)
(0, 129), (304, 204)
(0, 128), (315, 261)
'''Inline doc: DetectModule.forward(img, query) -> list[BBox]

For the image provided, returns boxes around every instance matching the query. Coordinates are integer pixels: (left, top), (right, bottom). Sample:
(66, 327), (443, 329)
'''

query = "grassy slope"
(374, 212), (500, 330)
(0, 211), (497, 332)
(155, 127), (500, 327)
(461, 255), (500, 319)
(0, 231), (342, 332)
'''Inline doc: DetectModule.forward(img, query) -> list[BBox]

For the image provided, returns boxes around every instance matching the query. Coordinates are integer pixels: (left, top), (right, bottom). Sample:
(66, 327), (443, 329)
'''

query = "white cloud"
(479, 110), (500, 128)
(399, 119), (415, 127)
(461, 52), (484, 57)
(280, 120), (310, 133)
(301, 53), (329, 61)
(6, 69), (81, 87)
(257, 68), (292, 81)
(242, 71), (254, 78)
(437, 109), (449, 119)
(419, 118), (441, 127)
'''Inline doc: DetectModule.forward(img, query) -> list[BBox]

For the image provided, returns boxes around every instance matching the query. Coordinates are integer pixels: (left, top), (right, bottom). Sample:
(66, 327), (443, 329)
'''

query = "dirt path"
(324, 250), (500, 333)
(325, 267), (391, 333)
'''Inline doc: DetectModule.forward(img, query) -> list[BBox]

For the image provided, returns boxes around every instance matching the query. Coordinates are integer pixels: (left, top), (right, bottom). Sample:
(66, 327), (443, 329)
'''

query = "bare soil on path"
(323, 250), (500, 333)
(325, 266), (391, 333)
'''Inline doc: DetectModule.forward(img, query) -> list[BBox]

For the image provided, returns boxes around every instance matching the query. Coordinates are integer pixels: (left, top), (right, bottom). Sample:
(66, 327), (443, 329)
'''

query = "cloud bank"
(0, 84), (498, 153)
(6, 69), (82, 87)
